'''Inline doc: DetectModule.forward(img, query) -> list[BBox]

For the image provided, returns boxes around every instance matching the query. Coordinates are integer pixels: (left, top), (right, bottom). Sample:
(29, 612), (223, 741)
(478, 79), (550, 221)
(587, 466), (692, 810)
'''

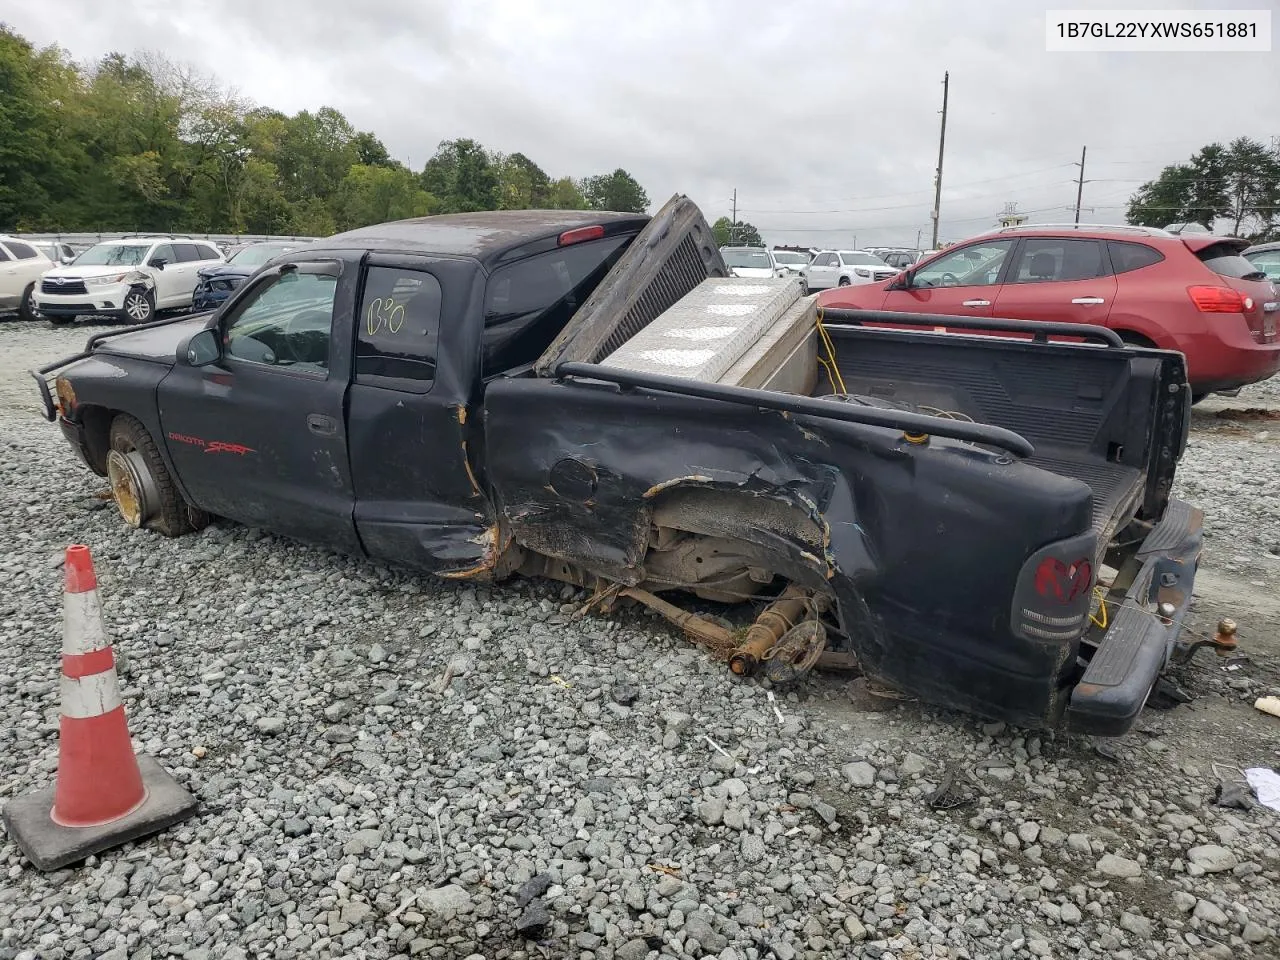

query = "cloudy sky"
(6, 0), (1277, 248)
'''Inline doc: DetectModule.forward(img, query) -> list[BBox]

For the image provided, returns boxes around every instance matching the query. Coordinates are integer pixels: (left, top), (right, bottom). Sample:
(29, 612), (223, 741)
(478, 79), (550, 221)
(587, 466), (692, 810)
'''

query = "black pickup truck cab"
(34, 197), (1203, 735)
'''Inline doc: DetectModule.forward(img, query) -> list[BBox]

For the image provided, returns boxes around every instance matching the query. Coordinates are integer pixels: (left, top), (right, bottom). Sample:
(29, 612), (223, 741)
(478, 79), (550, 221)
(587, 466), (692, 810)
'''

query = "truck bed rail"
(818, 307), (1125, 347)
(555, 361), (1035, 457)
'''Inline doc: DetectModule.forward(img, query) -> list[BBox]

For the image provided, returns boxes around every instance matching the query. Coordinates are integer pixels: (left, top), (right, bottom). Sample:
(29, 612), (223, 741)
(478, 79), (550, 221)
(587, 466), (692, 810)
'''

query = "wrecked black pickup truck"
(33, 196), (1205, 735)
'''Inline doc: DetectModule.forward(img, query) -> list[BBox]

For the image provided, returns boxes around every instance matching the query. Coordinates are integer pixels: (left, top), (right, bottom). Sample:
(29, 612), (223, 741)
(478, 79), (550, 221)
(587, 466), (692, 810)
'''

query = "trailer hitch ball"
(1212, 617), (1238, 656)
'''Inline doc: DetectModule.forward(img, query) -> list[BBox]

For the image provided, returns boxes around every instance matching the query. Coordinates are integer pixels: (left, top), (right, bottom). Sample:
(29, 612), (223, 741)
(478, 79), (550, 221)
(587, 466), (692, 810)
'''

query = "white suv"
(0, 236), (55, 321)
(35, 237), (225, 325)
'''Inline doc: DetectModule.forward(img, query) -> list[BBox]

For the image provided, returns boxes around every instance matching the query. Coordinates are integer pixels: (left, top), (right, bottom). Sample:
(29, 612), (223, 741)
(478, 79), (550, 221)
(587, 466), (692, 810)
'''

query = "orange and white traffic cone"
(2, 545), (197, 871)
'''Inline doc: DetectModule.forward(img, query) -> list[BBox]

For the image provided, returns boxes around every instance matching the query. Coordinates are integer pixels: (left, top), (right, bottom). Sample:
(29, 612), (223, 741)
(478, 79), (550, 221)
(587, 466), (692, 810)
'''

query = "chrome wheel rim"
(125, 292), (151, 321)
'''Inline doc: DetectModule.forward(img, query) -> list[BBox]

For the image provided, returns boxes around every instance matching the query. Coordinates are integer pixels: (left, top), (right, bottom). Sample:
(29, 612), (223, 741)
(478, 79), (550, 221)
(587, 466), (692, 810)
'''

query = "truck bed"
(812, 315), (1188, 551)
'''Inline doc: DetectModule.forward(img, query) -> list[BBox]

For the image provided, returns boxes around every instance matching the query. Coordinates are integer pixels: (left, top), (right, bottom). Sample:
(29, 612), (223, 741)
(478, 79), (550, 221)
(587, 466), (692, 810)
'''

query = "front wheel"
(122, 287), (155, 324)
(18, 283), (38, 321)
(837, 277), (851, 287)
(107, 414), (207, 537)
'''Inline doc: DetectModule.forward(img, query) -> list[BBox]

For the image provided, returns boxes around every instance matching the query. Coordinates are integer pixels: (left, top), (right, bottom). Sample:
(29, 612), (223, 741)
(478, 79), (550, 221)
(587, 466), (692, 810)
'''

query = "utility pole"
(930, 71), (949, 250)
(916, 228), (922, 250)
(1073, 146), (1087, 224)
(730, 188), (737, 244)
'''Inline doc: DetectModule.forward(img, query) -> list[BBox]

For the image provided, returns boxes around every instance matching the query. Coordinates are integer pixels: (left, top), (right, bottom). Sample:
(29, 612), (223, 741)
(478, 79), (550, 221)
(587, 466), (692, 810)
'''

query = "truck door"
(157, 256), (362, 554)
(345, 255), (495, 576)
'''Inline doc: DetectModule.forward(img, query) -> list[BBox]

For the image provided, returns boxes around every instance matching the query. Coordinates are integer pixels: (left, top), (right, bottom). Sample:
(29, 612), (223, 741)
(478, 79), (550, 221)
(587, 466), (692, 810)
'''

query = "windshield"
(231, 243), (298, 267)
(722, 250), (772, 269)
(840, 252), (888, 266)
(74, 243), (149, 267)
(772, 251), (808, 265)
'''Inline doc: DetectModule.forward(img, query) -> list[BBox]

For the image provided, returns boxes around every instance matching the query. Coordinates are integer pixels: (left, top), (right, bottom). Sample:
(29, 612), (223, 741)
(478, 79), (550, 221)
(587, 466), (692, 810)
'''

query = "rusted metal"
(1212, 617), (1238, 656)
(729, 588), (810, 676)
(762, 620), (827, 685)
(618, 587), (737, 655)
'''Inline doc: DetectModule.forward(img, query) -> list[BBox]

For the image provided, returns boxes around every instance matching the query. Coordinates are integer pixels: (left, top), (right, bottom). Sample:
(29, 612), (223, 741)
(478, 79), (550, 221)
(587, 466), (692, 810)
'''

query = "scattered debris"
(1255, 696), (1280, 719)
(926, 767), (976, 810)
(1215, 780), (1256, 811)
(1245, 768), (1280, 812)
(1215, 407), (1280, 421)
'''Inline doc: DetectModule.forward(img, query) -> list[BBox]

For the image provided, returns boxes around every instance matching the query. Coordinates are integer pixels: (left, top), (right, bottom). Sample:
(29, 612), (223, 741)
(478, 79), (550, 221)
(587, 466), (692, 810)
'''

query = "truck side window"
(355, 267), (442, 392)
(224, 270), (338, 375)
(482, 236), (631, 376)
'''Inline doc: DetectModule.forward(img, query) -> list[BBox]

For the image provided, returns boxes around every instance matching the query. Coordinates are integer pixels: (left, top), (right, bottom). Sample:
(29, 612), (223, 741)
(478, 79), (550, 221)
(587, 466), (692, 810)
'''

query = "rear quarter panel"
(483, 375), (1097, 727)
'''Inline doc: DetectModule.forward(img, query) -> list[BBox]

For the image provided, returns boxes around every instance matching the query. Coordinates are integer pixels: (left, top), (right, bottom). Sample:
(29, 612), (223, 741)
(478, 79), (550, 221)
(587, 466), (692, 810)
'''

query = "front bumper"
(58, 415), (97, 473)
(35, 284), (131, 316)
(1067, 498), (1203, 735)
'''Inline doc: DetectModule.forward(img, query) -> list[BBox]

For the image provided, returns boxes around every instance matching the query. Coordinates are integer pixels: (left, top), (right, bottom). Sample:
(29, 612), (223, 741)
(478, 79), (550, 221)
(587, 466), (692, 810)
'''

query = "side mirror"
(890, 270), (913, 291)
(149, 258), (167, 270)
(185, 328), (220, 367)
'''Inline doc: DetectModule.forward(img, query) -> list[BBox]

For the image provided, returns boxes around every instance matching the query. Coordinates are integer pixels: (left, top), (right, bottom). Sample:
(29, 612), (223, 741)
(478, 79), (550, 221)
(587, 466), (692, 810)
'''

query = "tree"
(1127, 138), (1280, 239)
(582, 168), (649, 213)
(334, 163), (436, 230)
(546, 176), (587, 210)
(712, 216), (762, 246)
(495, 152), (551, 209)
(422, 138), (499, 212)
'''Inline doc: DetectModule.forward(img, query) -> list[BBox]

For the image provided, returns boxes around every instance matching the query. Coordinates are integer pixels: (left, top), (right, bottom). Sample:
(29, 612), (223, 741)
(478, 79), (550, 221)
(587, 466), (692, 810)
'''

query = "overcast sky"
(6, 0), (1277, 248)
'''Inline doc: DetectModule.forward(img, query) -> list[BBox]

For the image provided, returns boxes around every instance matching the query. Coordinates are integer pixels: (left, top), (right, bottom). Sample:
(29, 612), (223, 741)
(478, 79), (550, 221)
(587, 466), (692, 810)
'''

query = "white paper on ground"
(1244, 767), (1280, 812)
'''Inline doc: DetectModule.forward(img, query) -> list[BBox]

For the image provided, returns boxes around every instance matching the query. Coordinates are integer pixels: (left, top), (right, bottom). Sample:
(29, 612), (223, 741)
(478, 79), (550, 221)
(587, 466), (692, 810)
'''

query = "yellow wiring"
(815, 305), (848, 395)
(817, 355), (840, 394)
(1089, 586), (1109, 630)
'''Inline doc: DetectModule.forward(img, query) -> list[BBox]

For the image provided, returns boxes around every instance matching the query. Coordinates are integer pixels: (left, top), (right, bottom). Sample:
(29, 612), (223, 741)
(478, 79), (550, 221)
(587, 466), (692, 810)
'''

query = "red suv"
(816, 224), (1280, 399)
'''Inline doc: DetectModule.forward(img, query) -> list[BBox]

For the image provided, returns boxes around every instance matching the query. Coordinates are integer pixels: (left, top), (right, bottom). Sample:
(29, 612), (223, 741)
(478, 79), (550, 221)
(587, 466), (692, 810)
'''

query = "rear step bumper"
(1067, 499), (1203, 736)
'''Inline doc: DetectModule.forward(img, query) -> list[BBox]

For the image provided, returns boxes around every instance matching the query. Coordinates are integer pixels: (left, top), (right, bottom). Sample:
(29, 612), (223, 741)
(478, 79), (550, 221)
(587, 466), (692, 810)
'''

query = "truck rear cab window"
(482, 235), (631, 376)
(224, 268), (338, 375)
(355, 266), (442, 392)
(1196, 242), (1269, 281)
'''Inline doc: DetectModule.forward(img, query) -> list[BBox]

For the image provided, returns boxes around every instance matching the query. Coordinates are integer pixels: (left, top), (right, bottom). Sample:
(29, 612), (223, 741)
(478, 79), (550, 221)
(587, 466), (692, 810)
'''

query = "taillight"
(558, 225), (605, 247)
(1187, 285), (1245, 313)
(1011, 533), (1097, 642)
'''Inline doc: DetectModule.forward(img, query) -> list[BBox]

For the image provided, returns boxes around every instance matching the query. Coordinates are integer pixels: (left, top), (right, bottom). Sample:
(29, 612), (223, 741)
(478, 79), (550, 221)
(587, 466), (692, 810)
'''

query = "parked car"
(803, 250), (899, 291)
(0, 236), (55, 321)
(879, 249), (920, 271)
(31, 241), (77, 266)
(1244, 240), (1280, 282)
(720, 246), (777, 279)
(192, 240), (311, 311)
(35, 237), (225, 325)
(770, 250), (810, 277)
(817, 223), (1280, 399)
(34, 197), (1205, 735)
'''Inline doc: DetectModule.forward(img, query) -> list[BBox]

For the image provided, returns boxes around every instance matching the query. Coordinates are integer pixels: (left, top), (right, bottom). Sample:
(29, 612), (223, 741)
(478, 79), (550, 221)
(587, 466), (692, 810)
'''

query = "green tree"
(351, 131), (393, 167)
(422, 138), (499, 212)
(1128, 138), (1280, 239)
(712, 216), (762, 246)
(334, 163), (436, 230)
(546, 176), (587, 210)
(495, 152), (551, 209)
(582, 168), (648, 213)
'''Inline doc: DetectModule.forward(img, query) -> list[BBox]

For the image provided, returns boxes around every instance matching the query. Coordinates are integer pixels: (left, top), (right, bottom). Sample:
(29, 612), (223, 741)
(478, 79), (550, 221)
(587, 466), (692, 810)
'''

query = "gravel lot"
(1, 318), (1278, 960)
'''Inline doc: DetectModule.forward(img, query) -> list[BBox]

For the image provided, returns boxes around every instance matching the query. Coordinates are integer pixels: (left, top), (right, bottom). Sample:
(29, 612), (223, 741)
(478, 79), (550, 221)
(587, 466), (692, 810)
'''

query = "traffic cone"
(2, 545), (198, 871)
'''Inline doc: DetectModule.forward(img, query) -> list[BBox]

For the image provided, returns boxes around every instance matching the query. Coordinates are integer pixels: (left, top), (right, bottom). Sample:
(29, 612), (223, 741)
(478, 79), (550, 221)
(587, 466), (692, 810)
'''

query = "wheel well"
(1115, 330), (1157, 348)
(77, 405), (116, 475)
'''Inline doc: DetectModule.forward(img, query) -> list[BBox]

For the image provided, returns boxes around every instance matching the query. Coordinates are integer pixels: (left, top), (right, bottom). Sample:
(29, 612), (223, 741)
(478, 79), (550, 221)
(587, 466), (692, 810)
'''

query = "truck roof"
(317, 210), (650, 268)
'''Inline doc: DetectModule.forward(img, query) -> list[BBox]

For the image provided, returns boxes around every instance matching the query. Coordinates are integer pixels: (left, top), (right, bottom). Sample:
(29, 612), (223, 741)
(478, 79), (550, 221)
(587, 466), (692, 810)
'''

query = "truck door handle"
(1071, 297), (1106, 305)
(962, 299), (990, 307)
(307, 413), (338, 436)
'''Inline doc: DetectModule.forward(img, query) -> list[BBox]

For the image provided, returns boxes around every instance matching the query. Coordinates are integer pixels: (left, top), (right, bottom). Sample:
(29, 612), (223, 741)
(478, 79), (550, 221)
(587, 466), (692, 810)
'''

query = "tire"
(107, 414), (208, 537)
(18, 283), (37, 322)
(47, 314), (76, 326)
(122, 287), (155, 324)
(837, 277), (851, 287)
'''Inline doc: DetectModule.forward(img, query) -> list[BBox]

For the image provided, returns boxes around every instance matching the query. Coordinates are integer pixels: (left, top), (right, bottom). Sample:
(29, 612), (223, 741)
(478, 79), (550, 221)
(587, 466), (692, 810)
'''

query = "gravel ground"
(0, 317), (1278, 960)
